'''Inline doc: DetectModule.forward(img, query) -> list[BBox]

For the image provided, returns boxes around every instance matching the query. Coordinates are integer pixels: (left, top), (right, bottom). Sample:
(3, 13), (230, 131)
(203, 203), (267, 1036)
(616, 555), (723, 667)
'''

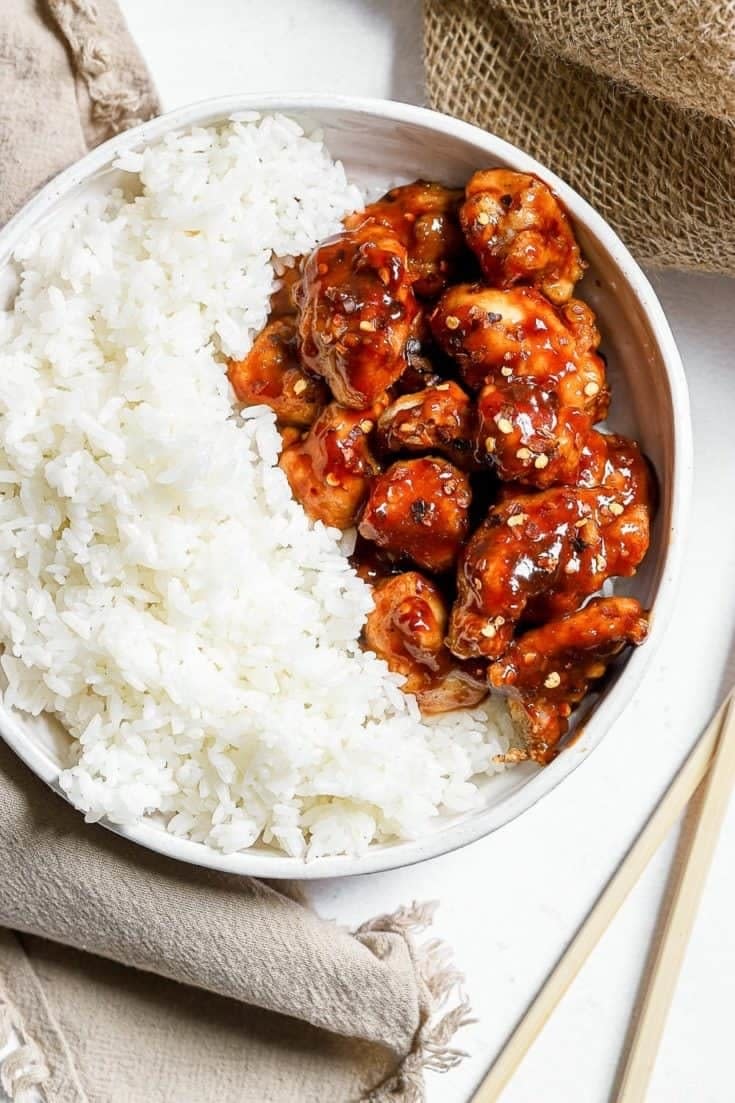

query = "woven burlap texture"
(424, 0), (735, 273)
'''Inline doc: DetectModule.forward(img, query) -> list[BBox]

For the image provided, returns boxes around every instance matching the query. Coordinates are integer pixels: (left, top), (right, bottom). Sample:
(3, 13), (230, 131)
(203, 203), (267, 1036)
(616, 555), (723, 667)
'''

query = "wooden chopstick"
(470, 691), (735, 1103)
(616, 693), (735, 1101)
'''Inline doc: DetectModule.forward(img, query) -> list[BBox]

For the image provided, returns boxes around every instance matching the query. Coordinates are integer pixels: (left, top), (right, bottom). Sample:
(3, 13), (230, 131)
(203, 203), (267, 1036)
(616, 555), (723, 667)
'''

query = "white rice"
(0, 114), (511, 859)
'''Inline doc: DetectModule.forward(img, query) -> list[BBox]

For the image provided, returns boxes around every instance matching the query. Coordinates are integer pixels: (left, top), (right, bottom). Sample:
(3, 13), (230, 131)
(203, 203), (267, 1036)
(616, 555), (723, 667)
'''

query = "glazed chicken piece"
(476, 379), (590, 487)
(227, 319), (328, 428)
(447, 485), (638, 659)
(430, 285), (607, 407)
(297, 222), (417, 408)
(377, 381), (476, 467)
(345, 182), (469, 300)
(525, 428), (653, 620)
(576, 429), (652, 504)
(460, 169), (584, 304)
(488, 596), (650, 763)
(364, 572), (487, 713)
(358, 456), (471, 573)
(279, 401), (380, 530)
(431, 285), (607, 486)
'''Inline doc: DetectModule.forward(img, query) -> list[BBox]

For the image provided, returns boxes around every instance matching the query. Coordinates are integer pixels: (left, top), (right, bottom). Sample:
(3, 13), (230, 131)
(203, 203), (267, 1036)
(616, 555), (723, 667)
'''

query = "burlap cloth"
(0, 4), (471, 1102)
(425, 0), (735, 274)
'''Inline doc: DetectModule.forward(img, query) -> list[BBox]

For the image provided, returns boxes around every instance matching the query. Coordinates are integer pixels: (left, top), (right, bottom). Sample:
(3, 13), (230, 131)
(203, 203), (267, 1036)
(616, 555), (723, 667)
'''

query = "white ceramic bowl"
(0, 94), (692, 878)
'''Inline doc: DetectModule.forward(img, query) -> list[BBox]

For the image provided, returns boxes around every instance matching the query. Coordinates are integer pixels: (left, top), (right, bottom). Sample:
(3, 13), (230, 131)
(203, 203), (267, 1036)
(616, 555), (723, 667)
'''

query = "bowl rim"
(0, 92), (693, 879)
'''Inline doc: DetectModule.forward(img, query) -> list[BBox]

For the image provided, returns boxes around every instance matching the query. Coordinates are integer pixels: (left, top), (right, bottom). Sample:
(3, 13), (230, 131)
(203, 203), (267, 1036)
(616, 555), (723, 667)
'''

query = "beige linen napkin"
(0, 5), (470, 1102)
(424, 0), (735, 274)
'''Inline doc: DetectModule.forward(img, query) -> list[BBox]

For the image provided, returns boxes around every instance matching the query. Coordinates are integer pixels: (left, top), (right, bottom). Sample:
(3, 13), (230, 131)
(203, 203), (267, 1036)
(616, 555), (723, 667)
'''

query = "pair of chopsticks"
(471, 690), (735, 1103)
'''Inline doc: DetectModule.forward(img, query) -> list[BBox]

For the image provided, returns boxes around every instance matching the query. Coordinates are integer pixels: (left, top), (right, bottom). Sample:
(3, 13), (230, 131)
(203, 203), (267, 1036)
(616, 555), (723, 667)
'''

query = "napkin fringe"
(359, 902), (475, 1103)
(0, 992), (49, 1101)
(47, 0), (160, 137)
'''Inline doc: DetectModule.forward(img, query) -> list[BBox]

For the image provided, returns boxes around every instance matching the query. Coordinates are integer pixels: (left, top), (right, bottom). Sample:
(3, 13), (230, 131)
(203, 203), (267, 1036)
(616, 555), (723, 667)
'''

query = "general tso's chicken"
(358, 456), (471, 573)
(476, 379), (590, 487)
(431, 285), (607, 487)
(297, 223), (417, 408)
(460, 169), (584, 304)
(227, 319), (328, 428)
(577, 429), (652, 506)
(377, 381), (476, 467)
(430, 285), (607, 409)
(488, 596), (650, 763)
(524, 429), (653, 621)
(447, 485), (641, 659)
(279, 401), (381, 530)
(345, 182), (469, 300)
(364, 572), (487, 713)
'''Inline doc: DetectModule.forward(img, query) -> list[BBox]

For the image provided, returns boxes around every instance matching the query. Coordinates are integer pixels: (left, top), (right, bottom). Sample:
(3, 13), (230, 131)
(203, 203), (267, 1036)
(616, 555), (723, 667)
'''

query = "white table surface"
(18, 3), (735, 1101)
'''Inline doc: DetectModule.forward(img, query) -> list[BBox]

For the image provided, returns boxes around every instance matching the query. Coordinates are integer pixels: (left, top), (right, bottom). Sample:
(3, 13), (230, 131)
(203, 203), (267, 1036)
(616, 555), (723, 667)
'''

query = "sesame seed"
(516, 447), (532, 460)
(326, 473), (340, 487)
(481, 623), (497, 638)
(544, 671), (561, 689)
(534, 454), (550, 469)
(584, 381), (600, 397)
(500, 366), (513, 377)
(587, 662), (606, 678)
(436, 382), (451, 391)
(496, 417), (513, 434)
(564, 560), (580, 574)
(609, 501), (624, 516)
(524, 651), (537, 664)
(507, 512), (527, 528)
(445, 315), (460, 330)
(359, 319), (375, 332)
(485, 436), (496, 453)
(477, 211), (490, 226)
(360, 419), (374, 433)
(292, 379), (308, 395)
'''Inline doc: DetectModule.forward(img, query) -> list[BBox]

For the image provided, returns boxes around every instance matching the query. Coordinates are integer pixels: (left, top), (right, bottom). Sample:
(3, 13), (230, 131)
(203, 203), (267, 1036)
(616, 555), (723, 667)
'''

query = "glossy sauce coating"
(377, 381), (476, 466)
(430, 285), (607, 409)
(460, 169), (584, 304)
(430, 285), (607, 487)
(447, 485), (639, 659)
(476, 380), (590, 487)
(527, 430), (652, 621)
(489, 596), (649, 762)
(345, 181), (470, 300)
(297, 222), (417, 408)
(279, 401), (381, 530)
(227, 319), (327, 428)
(363, 571), (488, 713)
(359, 456), (471, 573)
